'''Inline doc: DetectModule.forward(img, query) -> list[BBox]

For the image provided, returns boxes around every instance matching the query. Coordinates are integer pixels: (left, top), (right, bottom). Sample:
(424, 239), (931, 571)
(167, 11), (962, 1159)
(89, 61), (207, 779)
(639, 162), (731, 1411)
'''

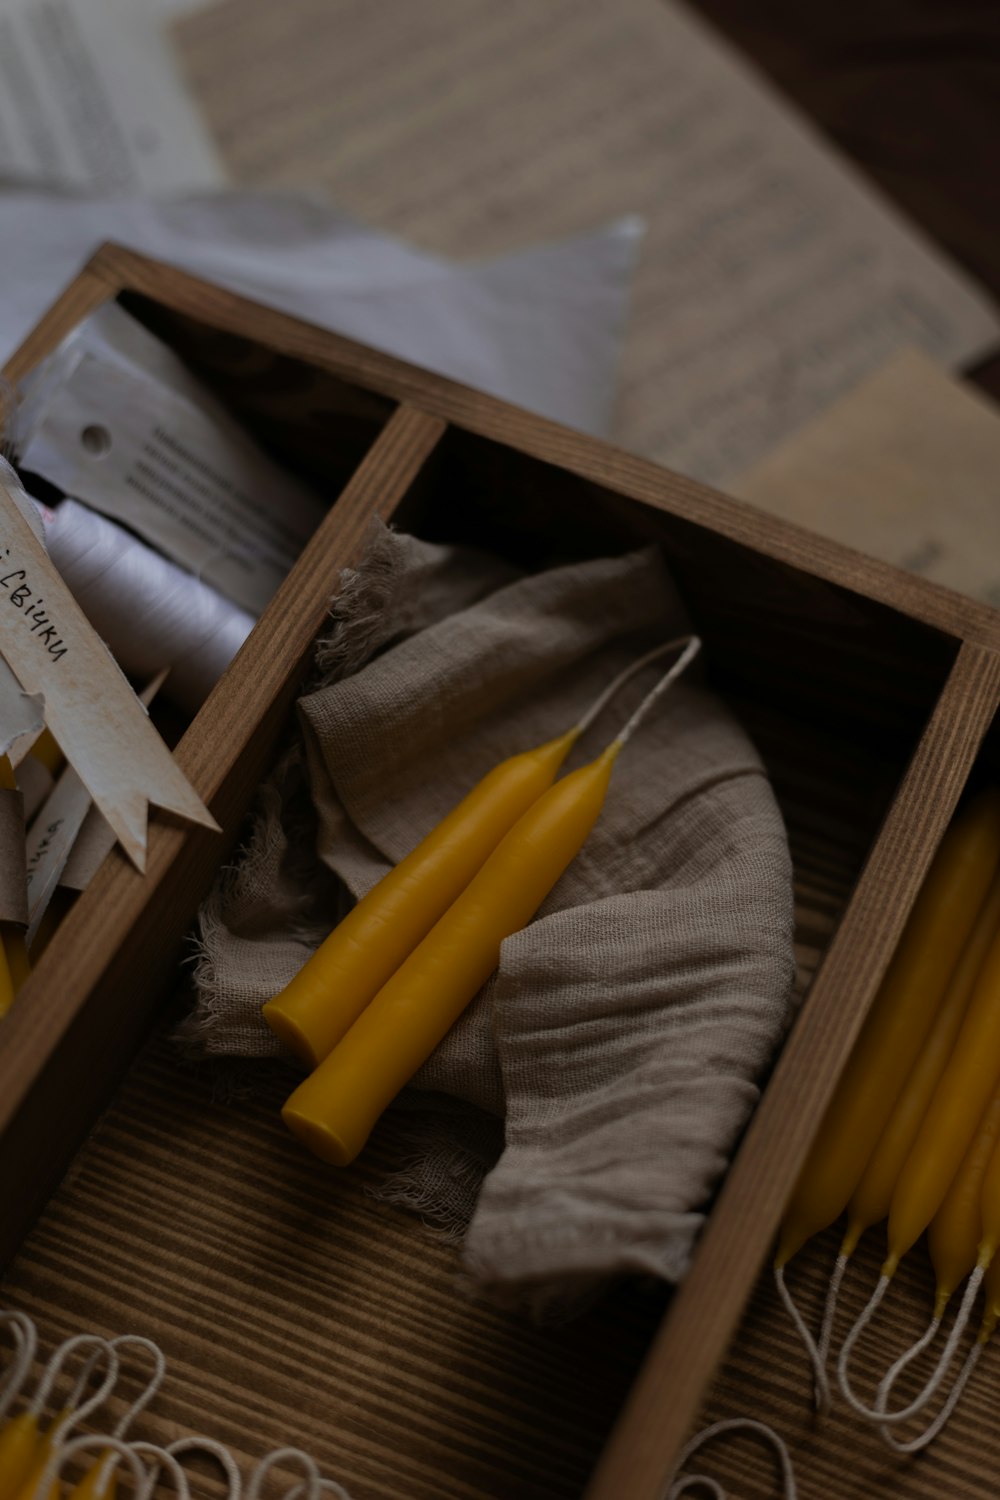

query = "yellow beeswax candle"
(0, 1415), (39, 1500)
(12, 1417), (65, 1500)
(978, 1246), (1000, 1342)
(976, 1119), (1000, 1265)
(775, 788), (1000, 1268)
(264, 729), (579, 1064)
(265, 635), (695, 1067)
(843, 867), (1000, 1258)
(885, 912), (1000, 1275)
(283, 743), (619, 1166)
(68, 1455), (117, 1500)
(928, 1087), (1000, 1318)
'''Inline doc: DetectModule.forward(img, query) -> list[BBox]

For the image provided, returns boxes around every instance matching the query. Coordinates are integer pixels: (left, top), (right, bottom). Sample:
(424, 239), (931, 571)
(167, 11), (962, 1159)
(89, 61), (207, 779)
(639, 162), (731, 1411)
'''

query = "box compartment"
(2, 250), (1000, 1500)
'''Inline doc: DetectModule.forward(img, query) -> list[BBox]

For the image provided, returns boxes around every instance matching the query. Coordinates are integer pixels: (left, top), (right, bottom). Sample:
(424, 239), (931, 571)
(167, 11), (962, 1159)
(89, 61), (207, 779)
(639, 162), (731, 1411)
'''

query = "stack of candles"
(263, 636), (701, 1167)
(773, 786), (1000, 1446)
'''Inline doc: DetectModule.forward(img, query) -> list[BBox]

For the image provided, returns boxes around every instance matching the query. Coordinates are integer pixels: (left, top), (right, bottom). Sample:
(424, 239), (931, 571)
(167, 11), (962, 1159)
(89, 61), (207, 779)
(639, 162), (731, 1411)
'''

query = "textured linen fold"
(188, 523), (795, 1309)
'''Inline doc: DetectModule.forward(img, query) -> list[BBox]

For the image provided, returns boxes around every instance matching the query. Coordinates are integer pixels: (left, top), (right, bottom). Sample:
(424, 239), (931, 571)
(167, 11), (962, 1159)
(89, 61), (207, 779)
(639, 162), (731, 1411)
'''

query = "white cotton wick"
(38, 498), (256, 714)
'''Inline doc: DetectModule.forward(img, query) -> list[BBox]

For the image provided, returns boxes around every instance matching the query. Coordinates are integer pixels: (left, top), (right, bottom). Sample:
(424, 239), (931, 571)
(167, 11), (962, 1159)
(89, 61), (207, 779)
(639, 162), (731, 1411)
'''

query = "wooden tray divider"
(0, 402), (446, 1268)
(86, 245), (1000, 657)
(1, 264), (119, 389)
(585, 639), (1000, 1499)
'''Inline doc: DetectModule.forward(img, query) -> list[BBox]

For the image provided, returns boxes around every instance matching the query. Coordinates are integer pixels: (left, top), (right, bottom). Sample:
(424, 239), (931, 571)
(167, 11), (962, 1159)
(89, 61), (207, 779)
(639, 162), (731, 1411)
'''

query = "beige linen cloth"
(188, 524), (795, 1311)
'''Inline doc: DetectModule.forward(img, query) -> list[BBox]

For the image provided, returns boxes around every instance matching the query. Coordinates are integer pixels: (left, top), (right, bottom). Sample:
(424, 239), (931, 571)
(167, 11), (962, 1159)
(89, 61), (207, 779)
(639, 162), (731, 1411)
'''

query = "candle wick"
(613, 634), (702, 750)
(574, 634), (692, 738)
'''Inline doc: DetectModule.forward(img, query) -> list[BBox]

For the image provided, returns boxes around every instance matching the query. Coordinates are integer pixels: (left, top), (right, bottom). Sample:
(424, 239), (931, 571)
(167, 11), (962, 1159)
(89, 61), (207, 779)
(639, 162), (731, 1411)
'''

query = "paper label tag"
(0, 658), (44, 765)
(24, 763), (92, 943)
(18, 303), (326, 615)
(59, 671), (168, 894)
(0, 469), (218, 870)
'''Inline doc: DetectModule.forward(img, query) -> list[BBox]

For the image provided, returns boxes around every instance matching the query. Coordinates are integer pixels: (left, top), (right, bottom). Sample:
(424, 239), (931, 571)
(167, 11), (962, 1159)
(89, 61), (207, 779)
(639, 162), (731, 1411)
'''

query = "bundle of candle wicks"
(773, 787), (1000, 1449)
(0, 1309), (352, 1500)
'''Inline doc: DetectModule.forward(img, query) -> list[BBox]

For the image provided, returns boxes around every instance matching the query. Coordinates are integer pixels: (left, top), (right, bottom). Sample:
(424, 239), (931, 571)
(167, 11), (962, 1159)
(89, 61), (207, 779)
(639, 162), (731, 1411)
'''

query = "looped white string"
(663, 1418), (797, 1500)
(29, 1334), (120, 1442)
(132, 1442), (193, 1500)
(669, 1477), (725, 1499)
(772, 1266), (830, 1414)
(5, 1311), (351, 1500)
(284, 1480), (353, 1500)
(838, 1267), (983, 1424)
(873, 1314), (941, 1419)
(814, 1252), (848, 1408)
(575, 636), (694, 737)
(30, 1432), (149, 1500)
(247, 1448), (322, 1500)
(167, 1437), (243, 1500)
(108, 1337), (167, 1437)
(615, 636), (702, 749)
(66, 1338), (169, 1500)
(0, 1310), (38, 1420)
(877, 1340), (983, 1454)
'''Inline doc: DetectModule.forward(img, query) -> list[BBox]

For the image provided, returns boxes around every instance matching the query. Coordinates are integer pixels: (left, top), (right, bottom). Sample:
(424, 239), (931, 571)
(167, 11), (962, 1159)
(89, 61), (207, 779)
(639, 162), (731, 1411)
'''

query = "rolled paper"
(264, 729), (579, 1066)
(39, 498), (256, 714)
(282, 743), (618, 1166)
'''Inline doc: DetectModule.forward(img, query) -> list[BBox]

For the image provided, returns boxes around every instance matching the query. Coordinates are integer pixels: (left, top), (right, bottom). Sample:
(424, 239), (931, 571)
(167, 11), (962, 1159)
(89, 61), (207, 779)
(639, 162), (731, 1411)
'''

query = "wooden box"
(3, 246), (999, 1500)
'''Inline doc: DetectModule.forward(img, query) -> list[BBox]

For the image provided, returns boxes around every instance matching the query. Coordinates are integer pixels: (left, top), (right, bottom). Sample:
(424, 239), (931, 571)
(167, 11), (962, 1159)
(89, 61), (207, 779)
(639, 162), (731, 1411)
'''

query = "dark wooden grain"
(585, 641), (1000, 1499)
(2, 1031), (659, 1500)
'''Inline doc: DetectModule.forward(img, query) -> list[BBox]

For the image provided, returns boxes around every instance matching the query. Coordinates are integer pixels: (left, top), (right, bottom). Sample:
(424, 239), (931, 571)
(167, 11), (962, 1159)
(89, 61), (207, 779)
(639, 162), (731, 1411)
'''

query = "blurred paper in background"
(734, 349), (1000, 607)
(1, 0), (999, 526)
(173, 0), (1000, 484)
(0, 0), (222, 190)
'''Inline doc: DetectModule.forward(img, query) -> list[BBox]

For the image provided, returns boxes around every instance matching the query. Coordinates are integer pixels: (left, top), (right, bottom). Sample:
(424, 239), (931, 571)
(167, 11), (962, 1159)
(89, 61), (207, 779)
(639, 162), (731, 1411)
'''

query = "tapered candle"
(775, 789), (1000, 1268)
(282, 637), (701, 1166)
(67, 1457), (117, 1500)
(978, 1242), (1000, 1342)
(264, 729), (578, 1065)
(928, 1087), (1000, 1317)
(885, 914), (1000, 1274)
(0, 1416), (39, 1500)
(283, 743), (619, 1165)
(264, 637), (693, 1066)
(843, 865), (1000, 1258)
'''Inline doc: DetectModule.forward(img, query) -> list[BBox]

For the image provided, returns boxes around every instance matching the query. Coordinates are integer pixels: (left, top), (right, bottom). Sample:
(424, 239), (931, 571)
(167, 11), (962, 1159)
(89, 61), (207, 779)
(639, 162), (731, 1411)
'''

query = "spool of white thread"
(38, 498), (257, 713)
